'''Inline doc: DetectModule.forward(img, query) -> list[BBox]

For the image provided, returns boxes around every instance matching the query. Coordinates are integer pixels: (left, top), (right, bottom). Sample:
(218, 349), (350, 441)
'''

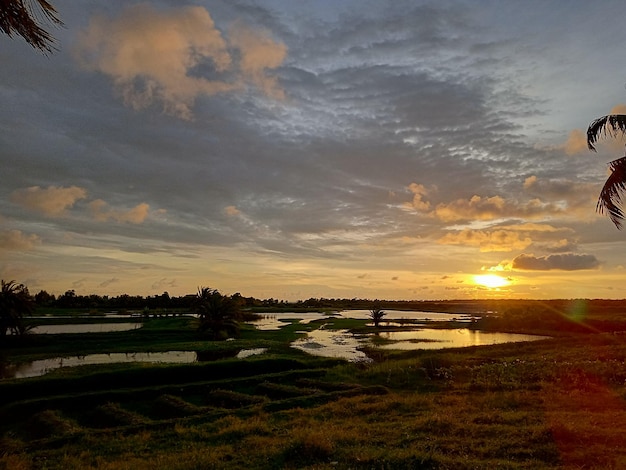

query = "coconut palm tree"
(0, 279), (34, 338)
(0, 0), (62, 53)
(193, 287), (241, 340)
(587, 114), (626, 229)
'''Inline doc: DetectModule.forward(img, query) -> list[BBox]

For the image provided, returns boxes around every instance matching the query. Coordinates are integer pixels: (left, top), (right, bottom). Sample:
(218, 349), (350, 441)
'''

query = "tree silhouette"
(0, 279), (34, 338)
(587, 114), (626, 228)
(193, 287), (241, 340)
(0, 0), (62, 53)
(369, 306), (386, 328)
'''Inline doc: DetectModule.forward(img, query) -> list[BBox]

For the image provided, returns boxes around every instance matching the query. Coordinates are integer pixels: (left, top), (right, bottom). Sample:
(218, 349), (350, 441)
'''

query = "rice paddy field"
(3, 306), (626, 469)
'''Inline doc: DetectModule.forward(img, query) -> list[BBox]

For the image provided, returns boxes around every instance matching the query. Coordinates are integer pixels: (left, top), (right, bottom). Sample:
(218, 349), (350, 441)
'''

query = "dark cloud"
(512, 253), (600, 271)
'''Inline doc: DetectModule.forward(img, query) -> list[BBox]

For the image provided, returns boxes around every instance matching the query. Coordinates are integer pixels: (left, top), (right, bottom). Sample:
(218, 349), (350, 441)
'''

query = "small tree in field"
(0, 279), (34, 339)
(193, 287), (241, 340)
(369, 306), (386, 328)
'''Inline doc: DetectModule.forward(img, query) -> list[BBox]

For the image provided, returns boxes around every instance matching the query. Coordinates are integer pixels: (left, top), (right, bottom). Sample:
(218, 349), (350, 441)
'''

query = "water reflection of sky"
(290, 327), (548, 361)
(30, 323), (143, 334)
(249, 312), (332, 330)
(340, 310), (474, 322)
(248, 310), (472, 331)
(1, 348), (268, 380)
(376, 329), (550, 350)
(291, 327), (371, 363)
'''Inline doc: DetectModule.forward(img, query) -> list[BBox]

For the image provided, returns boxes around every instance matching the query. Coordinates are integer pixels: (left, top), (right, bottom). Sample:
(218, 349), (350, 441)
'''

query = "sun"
(473, 274), (510, 289)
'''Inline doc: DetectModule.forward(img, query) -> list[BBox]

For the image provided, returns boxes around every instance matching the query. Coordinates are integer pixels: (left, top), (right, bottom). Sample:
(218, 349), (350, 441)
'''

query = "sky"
(2, 0), (626, 301)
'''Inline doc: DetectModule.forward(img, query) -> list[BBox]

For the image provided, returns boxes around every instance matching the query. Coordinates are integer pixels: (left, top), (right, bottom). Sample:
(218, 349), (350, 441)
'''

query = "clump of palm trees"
(193, 287), (242, 340)
(587, 114), (626, 228)
(0, 279), (34, 339)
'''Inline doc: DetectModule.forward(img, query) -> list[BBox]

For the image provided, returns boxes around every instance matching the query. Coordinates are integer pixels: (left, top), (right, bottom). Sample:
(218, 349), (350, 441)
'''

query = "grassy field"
(3, 310), (626, 469)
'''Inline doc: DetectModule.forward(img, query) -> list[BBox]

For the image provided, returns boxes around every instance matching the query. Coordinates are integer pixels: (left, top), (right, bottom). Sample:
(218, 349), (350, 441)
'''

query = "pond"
(0, 348), (268, 380)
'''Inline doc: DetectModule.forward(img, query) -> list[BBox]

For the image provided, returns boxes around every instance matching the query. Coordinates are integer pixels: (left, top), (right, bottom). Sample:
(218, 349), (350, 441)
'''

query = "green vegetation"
(194, 287), (243, 340)
(2, 301), (626, 468)
(369, 306), (386, 328)
(0, 280), (34, 339)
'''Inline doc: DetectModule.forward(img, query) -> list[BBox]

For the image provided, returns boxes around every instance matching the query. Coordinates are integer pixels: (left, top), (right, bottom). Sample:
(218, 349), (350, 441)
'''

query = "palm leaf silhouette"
(0, 0), (63, 53)
(587, 114), (626, 228)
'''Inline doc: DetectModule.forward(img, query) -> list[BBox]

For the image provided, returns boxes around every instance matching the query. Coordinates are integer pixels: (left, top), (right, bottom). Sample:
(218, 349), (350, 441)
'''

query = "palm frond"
(587, 115), (626, 151)
(0, 0), (63, 53)
(597, 156), (626, 229)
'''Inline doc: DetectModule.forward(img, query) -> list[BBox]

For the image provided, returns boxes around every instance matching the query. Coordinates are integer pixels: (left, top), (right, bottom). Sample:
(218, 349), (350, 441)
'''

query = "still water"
(29, 323), (143, 334)
(0, 348), (268, 379)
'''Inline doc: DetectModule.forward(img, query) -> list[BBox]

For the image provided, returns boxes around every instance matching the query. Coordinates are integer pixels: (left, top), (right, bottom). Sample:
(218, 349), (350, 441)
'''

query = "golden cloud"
(229, 22), (287, 100)
(563, 129), (587, 155)
(75, 5), (287, 119)
(610, 104), (626, 114)
(0, 230), (41, 252)
(224, 205), (242, 216)
(437, 229), (532, 252)
(89, 200), (150, 224)
(405, 183), (433, 212)
(434, 195), (507, 222)
(11, 185), (87, 216)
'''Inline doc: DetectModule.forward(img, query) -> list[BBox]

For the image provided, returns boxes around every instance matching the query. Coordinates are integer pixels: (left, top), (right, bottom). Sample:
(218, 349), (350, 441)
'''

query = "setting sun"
(473, 274), (510, 289)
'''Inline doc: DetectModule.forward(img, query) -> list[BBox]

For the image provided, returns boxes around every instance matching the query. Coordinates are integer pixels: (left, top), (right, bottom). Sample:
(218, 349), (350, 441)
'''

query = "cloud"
(405, 183), (433, 212)
(224, 205), (242, 216)
(438, 229), (532, 252)
(11, 186), (87, 216)
(511, 253), (600, 271)
(229, 21), (287, 99)
(522, 176), (597, 216)
(563, 129), (587, 155)
(0, 230), (41, 252)
(433, 195), (507, 222)
(409, 175), (596, 224)
(610, 104), (626, 114)
(564, 104), (626, 155)
(99, 278), (119, 288)
(89, 200), (150, 224)
(498, 223), (566, 233)
(151, 278), (178, 291)
(544, 238), (578, 253)
(75, 5), (287, 119)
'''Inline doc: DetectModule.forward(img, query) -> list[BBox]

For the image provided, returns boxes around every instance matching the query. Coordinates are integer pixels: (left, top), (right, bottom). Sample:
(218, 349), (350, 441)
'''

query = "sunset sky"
(2, 0), (626, 300)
